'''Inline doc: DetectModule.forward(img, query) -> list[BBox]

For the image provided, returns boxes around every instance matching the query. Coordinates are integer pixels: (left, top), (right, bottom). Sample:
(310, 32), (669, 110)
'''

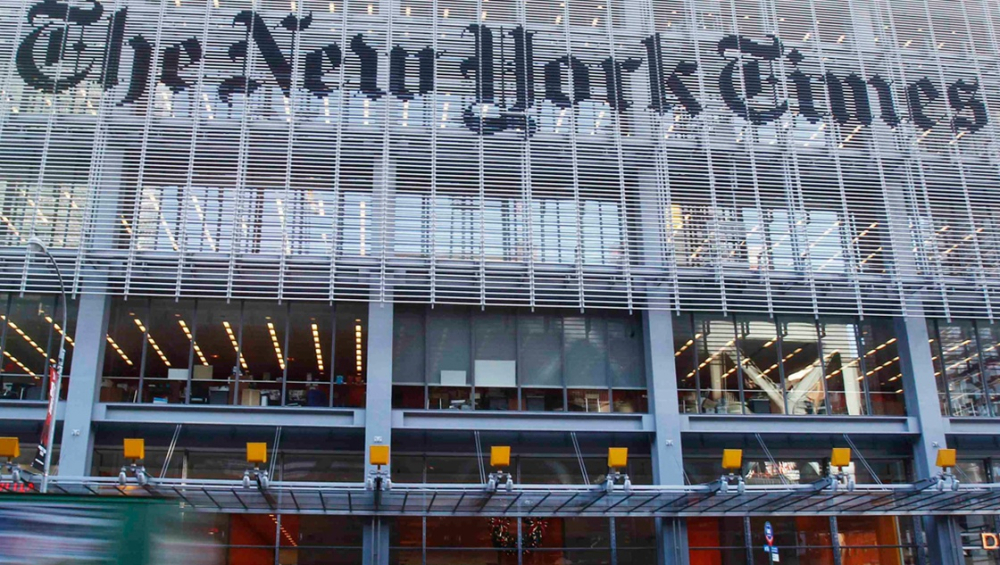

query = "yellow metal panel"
(608, 447), (628, 469)
(830, 448), (851, 468)
(936, 448), (957, 468)
(491, 446), (511, 468)
(370, 445), (390, 466)
(721, 449), (743, 471)
(0, 437), (19, 459)
(247, 442), (268, 464)
(123, 438), (145, 460)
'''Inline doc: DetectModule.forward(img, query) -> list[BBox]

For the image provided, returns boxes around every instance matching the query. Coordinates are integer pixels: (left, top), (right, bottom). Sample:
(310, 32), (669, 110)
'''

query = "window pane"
(980, 323), (1000, 416)
(4, 294), (56, 380)
(190, 300), (241, 406)
(674, 314), (700, 414)
(687, 517), (747, 549)
(608, 314), (644, 388)
(780, 319), (823, 415)
(393, 306), (425, 384)
(142, 299), (194, 404)
(281, 453), (364, 482)
(860, 319), (905, 416)
(239, 302), (286, 406)
(936, 321), (988, 416)
(836, 516), (901, 547)
(426, 306), (469, 385)
(820, 320), (865, 416)
(518, 313), (562, 387)
(101, 298), (143, 403)
(696, 316), (740, 414)
(473, 310), (516, 387)
(738, 317), (783, 415)
(285, 303), (332, 407)
(333, 303), (367, 407)
(564, 315), (607, 387)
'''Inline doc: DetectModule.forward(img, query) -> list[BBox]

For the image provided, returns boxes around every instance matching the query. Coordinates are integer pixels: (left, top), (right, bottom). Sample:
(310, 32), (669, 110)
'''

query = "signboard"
(32, 365), (60, 473)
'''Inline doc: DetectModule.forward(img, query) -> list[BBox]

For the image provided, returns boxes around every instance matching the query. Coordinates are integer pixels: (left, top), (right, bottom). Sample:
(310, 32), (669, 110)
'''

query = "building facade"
(2, 0), (1000, 562)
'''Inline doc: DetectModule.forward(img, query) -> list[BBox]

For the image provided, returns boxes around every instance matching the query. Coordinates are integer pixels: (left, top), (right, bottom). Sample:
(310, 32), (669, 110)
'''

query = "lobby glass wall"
(689, 516), (921, 565)
(674, 313), (904, 416)
(389, 517), (656, 565)
(178, 513), (363, 565)
(100, 298), (367, 407)
(930, 319), (1000, 417)
(0, 293), (78, 401)
(392, 305), (647, 413)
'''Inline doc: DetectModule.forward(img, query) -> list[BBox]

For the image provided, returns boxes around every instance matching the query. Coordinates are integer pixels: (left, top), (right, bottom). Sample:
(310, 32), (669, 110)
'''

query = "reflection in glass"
(820, 320), (864, 416)
(780, 320), (823, 415)
(860, 319), (904, 416)
(696, 316), (741, 414)
(738, 317), (783, 415)
(934, 321), (988, 416)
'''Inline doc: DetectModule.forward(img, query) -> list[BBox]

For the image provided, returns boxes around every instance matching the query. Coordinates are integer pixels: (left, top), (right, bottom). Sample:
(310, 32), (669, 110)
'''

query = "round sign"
(764, 521), (774, 545)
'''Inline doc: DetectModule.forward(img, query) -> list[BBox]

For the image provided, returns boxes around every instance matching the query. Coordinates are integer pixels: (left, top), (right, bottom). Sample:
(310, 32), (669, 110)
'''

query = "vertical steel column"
(363, 300), (393, 565)
(56, 294), (111, 477)
(643, 310), (687, 565)
(896, 314), (960, 565)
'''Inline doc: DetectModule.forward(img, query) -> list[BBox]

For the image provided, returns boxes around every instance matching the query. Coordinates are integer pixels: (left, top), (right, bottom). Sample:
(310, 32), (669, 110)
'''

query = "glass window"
(518, 313), (563, 387)
(141, 299), (194, 404)
(285, 303), (333, 407)
(333, 303), (367, 408)
(189, 300), (241, 406)
(696, 316), (741, 414)
(426, 306), (470, 385)
(101, 298), (143, 403)
(779, 319), (824, 416)
(238, 302), (286, 407)
(738, 317), (783, 415)
(860, 319), (905, 416)
(934, 321), (988, 416)
(819, 319), (864, 416)
(564, 315), (607, 388)
(608, 315), (644, 388)
(392, 306), (425, 384)
(978, 323), (1000, 416)
(674, 313), (700, 414)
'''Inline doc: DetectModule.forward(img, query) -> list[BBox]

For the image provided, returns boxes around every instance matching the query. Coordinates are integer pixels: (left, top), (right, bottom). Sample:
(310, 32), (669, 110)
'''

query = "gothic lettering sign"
(8, 0), (990, 138)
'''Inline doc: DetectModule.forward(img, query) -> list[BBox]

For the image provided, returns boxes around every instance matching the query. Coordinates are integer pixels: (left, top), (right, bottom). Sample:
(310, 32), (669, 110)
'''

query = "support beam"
(644, 311), (688, 565)
(56, 294), (110, 477)
(364, 301), (393, 565)
(896, 315), (960, 565)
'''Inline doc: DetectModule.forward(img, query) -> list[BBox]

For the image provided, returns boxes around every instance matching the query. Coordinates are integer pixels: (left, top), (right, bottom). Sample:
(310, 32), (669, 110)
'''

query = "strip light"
(267, 322), (285, 371)
(223, 321), (249, 370)
(134, 319), (170, 367)
(269, 514), (297, 547)
(355, 320), (363, 376)
(44, 316), (75, 347)
(106, 335), (134, 366)
(4, 350), (37, 378)
(311, 323), (324, 373)
(0, 315), (46, 357)
(178, 320), (208, 366)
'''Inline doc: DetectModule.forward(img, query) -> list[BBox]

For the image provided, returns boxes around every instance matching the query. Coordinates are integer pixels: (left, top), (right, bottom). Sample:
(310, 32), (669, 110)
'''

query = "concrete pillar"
(644, 310), (688, 565)
(363, 300), (393, 565)
(56, 293), (110, 477)
(895, 314), (960, 565)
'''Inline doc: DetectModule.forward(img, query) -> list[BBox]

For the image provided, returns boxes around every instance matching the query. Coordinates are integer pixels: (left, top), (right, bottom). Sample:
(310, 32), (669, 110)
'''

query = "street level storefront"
(145, 514), (923, 565)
